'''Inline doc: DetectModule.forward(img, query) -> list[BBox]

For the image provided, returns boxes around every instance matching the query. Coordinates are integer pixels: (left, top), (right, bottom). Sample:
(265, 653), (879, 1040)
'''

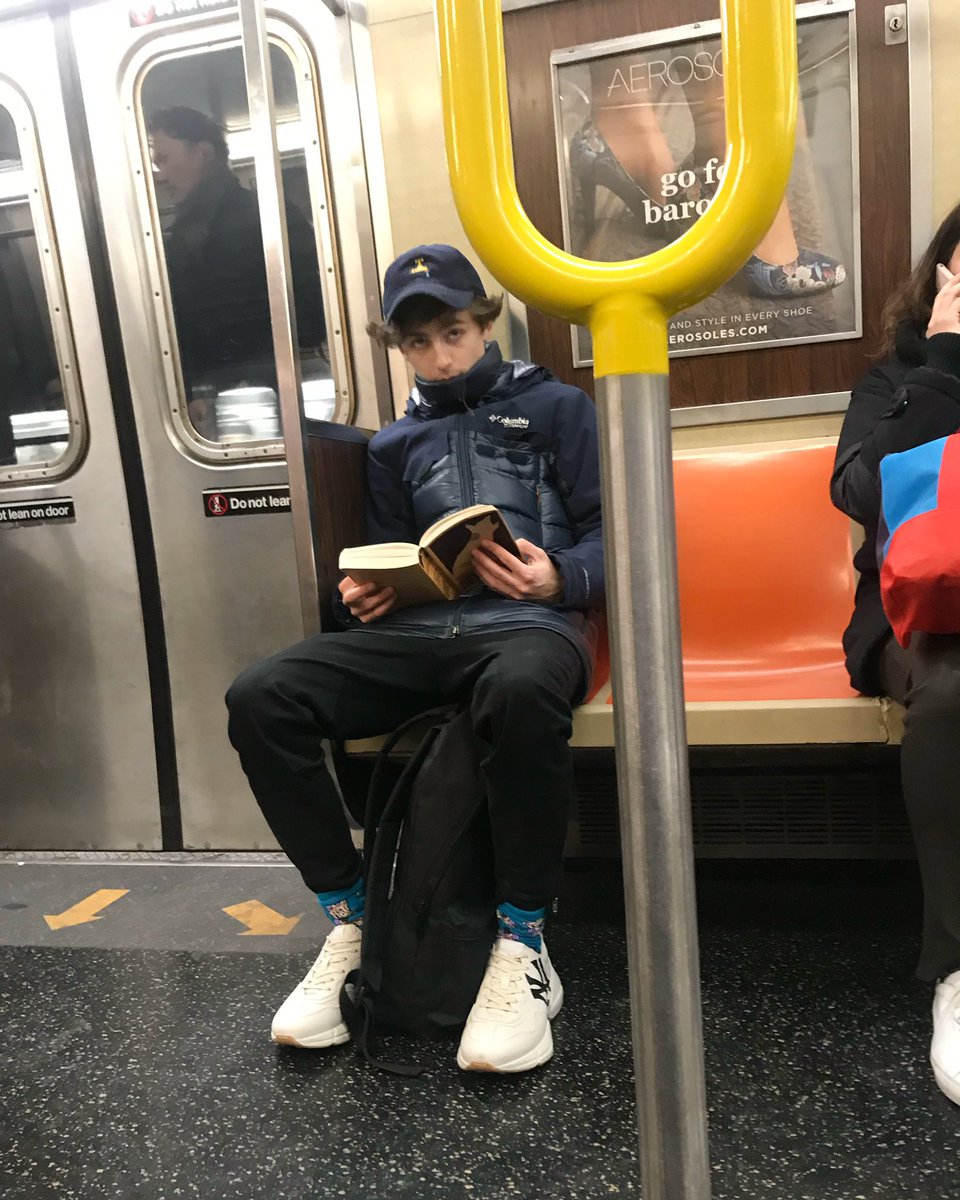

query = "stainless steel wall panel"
(0, 12), (160, 849)
(238, 0), (321, 637)
(70, 5), (299, 850)
(70, 0), (393, 849)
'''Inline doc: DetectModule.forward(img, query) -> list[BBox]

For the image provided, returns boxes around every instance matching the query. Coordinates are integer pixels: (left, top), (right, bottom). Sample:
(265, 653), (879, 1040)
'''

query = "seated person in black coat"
(147, 106), (326, 434)
(0, 211), (62, 466)
(832, 200), (960, 1108)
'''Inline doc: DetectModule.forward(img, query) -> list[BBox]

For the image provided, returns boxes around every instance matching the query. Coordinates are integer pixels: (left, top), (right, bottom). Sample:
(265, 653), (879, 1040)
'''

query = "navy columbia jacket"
(343, 346), (605, 698)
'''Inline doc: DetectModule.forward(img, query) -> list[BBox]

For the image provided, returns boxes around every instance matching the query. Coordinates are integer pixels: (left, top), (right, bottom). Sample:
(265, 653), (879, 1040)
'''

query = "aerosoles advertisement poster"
(551, 1), (860, 365)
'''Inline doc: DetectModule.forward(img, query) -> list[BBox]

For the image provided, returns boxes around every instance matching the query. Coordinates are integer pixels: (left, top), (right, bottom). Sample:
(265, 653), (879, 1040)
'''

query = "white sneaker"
(931, 970), (960, 1104)
(457, 937), (564, 1073)
(271, 922), (362, 1048)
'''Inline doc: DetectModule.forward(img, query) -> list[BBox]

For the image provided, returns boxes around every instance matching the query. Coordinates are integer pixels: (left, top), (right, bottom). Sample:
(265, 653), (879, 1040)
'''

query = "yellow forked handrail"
(436, 0), (798, 376)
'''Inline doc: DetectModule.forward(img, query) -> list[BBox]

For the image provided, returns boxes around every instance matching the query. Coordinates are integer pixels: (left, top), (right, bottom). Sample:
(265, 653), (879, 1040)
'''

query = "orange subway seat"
(674, 439), (856, 702)
(584, 439), (857, 705)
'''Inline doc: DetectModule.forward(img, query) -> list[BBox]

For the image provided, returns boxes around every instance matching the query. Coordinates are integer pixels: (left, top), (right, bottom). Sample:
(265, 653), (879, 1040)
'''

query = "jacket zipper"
(456, 421), (475, 506)
(448, 418), (475, 640)
(447, 601), (464, 639)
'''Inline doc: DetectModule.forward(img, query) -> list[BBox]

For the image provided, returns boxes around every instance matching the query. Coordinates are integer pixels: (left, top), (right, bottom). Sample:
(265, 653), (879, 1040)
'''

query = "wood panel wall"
(502, 0), (911, 408)
(305, 423), (368, 629)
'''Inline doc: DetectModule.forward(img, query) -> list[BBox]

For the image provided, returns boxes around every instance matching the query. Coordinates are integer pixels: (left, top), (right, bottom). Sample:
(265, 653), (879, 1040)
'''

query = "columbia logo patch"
(489, 414), (529, 430)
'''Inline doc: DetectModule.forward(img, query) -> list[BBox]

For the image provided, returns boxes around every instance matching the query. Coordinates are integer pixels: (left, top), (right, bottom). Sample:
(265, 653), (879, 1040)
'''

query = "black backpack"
(339, 707), (497, 1074)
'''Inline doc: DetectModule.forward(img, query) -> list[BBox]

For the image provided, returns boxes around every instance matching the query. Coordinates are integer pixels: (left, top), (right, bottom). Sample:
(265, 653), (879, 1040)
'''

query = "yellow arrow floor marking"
(44, 889), (130, 930)
(223, 900), (303, 936)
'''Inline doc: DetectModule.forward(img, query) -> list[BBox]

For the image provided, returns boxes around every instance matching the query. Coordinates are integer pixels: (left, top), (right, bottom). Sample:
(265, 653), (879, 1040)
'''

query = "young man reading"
(226, 244), (604, 1072)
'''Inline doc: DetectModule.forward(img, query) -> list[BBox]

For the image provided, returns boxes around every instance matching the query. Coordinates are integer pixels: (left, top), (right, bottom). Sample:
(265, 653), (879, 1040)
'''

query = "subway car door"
(0, 9), (160, 848)
(69, 0), (389, 848)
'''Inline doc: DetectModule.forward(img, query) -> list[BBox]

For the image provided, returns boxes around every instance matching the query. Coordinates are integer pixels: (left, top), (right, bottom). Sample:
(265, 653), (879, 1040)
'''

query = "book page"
(340, 559), (450, 608)
(421, 503), (504, 544)
(339, 542), (451, 608)
(339, 543), (420, 570)
(422, 507), (520, 592)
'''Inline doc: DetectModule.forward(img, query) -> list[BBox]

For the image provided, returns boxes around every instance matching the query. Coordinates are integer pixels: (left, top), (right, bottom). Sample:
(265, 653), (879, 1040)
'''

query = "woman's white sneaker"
(931, 970), (960, 1104)
(457, 937), (563, 1073)
(271, 922), (362, 1048)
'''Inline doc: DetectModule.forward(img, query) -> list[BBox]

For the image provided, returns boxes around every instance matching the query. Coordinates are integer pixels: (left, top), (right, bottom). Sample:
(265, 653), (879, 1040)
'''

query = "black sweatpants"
(879, 632), (960, 981)
(226, 627), (584, 910)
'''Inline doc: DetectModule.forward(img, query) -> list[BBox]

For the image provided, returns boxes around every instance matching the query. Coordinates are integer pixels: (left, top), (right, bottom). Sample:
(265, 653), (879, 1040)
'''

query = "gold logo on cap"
(410, 257), (431, 277)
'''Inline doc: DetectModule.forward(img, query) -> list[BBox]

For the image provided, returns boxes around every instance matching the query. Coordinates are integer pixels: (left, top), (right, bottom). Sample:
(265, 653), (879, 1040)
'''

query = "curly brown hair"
(880, 201), (960, 355)
(367, 294), (503, 349)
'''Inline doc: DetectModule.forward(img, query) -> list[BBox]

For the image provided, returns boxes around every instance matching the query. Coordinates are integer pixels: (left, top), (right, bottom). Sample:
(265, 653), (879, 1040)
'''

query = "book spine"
(419, 550), (458, 599)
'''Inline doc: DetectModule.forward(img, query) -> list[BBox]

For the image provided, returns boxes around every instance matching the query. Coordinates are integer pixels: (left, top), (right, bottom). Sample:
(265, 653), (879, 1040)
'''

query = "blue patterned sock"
(497, 902), (546, 951)
(316, 876), (365, 926)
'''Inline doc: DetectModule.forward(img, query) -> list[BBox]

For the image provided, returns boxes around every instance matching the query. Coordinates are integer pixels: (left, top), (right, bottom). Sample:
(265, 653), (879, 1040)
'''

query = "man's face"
(398, 310), (490, 382)
(151, 131), (213, 204)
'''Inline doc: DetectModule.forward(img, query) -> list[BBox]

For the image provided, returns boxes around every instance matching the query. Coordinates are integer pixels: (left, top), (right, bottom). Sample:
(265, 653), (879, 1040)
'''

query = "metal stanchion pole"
(406, 1), (794, 1189)
(238, 0), (320, 637)
(596, 372), (710, 1200)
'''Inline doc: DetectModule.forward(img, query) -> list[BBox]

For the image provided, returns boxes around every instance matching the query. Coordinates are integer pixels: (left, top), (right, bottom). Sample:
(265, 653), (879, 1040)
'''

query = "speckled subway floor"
(2, 857), (960, 1199)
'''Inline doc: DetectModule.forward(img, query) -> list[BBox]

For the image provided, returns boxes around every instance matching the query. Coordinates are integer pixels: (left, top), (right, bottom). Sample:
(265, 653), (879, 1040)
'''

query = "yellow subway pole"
(436, 2), (797, 1195)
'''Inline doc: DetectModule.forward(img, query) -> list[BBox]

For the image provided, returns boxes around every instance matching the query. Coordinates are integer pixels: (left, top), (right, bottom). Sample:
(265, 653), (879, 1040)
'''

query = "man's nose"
(432, 340), (454, 373)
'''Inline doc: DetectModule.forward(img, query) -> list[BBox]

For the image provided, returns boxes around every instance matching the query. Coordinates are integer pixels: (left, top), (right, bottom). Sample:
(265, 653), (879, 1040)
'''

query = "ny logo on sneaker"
(525, 958), (550, 1006)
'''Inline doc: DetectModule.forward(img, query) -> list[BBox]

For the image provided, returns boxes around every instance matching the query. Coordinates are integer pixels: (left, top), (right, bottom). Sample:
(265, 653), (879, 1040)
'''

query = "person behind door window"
(832, 200), (960, 1108)
(147, 107), (325, 435)
(0, 209), (61, 467)
(0, 276), (17, 462)
(226, 244), (605, 1073)
(0, 407), (13, 467)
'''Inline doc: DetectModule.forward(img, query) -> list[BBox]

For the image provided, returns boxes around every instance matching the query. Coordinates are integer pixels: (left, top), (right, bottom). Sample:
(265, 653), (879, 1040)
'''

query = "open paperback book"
(338, 503), (521, 608)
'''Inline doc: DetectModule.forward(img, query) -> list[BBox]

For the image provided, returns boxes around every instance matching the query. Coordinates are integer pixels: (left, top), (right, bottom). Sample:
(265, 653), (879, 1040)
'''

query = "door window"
(138, 37), (339, 454)
(0, 95), (84, 480)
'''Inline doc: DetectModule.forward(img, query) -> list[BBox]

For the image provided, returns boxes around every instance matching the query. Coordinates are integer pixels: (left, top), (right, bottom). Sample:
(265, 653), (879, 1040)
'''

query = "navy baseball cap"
(382, 244), (486, 322)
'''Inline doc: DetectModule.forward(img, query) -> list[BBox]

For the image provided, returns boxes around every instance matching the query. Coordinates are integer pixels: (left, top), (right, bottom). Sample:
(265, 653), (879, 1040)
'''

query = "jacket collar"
(407, 341), (550, 418)
(170, 167), (239, 242)
(893, 319), (927, 367)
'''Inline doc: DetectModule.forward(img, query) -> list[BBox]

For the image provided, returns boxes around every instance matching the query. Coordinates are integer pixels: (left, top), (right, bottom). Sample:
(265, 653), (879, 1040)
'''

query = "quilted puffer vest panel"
(409, 430), (573, 552)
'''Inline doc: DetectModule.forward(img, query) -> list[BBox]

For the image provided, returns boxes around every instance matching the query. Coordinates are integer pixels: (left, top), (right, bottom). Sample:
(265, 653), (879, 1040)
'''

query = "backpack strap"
(361, 705), (455, 848)
(338, 969), (423, 1078)
(338, 705), (462, 1076)
(361, 708), (458, 990)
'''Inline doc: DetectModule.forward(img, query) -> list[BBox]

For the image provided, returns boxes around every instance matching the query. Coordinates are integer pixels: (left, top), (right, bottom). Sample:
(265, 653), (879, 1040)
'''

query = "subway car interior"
(1, 0), (959, 1196)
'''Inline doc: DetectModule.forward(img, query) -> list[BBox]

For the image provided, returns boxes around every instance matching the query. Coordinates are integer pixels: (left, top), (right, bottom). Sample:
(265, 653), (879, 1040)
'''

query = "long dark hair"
(881, 201), (960, 355)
